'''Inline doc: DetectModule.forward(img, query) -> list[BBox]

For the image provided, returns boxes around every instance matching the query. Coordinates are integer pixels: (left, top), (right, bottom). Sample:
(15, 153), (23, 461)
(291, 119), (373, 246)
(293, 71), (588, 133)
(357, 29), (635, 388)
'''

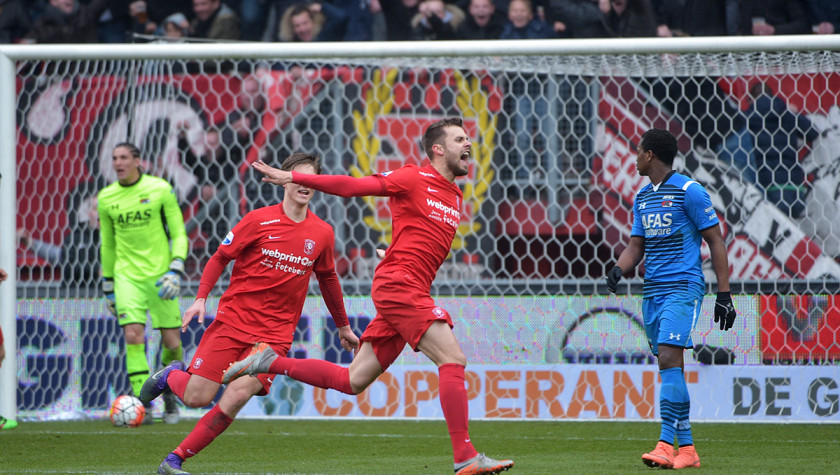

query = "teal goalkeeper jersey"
(97, 174), (188, 281)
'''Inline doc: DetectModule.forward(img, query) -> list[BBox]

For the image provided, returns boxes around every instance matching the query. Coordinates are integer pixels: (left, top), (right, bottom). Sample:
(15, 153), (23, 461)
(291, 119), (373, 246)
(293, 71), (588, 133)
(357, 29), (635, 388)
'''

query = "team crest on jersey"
(433, 307), (445, 319)
(140, 198), (149, 204)
(304, 239), (316, 255)
(222, 231), (234, 245)
(193, 358), (203, 370)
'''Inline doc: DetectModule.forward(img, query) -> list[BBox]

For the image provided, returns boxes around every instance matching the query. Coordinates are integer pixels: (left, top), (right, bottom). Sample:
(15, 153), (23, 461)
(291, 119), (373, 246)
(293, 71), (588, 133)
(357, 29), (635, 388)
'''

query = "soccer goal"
(2, 36), (839, 422)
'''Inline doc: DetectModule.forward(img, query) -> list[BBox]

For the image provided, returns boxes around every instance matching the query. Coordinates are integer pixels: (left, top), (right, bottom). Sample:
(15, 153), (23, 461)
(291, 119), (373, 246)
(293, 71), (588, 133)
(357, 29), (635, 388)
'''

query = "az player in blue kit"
(606, 128), (737, 470)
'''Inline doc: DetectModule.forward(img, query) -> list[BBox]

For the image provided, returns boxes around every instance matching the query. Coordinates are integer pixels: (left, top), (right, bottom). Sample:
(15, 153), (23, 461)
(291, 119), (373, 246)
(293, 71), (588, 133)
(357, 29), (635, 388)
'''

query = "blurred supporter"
(381, 0), (421, 41)
(344, 0), (381, 41)
(17, 180), (103, 286)
(191, 0), (241, 40)
(652, 0), (738, 37)
(0, 0), (31, 43)
(162, 12), (190, 38)
(129, 0), (193, 36)
(546, 0), (611, 38)
(806, 0), (840, 34)
(500, 0), (553, 38)
(181, 127), (240, 252)
(229, 0), (269, 40)
(738, 0), (810, 36)
(96, 0), (132, 42)
(501, 0), (555, 181)
(411, 0), (464, 40)
(744, 82), (818, 218)
(218, 75), (266, 168)
(24, 0), (110, 43)
(456, 0), (506, 39)
(276, 2), (347, 42)
(606, 0), (655, 37)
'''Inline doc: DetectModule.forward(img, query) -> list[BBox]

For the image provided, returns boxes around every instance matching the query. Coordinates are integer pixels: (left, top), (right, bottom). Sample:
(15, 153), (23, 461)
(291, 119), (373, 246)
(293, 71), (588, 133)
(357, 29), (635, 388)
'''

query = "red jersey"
(376, 164), (462, 291)
(202, 203), (342, 344)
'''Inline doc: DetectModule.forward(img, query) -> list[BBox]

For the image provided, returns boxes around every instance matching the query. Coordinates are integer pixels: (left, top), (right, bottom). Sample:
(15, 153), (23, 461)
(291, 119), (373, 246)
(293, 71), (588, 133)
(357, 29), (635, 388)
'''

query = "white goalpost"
(2, 35), (840, 423)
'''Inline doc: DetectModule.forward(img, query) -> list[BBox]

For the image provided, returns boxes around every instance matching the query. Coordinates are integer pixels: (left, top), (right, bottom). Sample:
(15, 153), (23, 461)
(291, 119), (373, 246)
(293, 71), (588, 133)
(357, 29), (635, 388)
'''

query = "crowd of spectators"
(1, 0), (837, 45)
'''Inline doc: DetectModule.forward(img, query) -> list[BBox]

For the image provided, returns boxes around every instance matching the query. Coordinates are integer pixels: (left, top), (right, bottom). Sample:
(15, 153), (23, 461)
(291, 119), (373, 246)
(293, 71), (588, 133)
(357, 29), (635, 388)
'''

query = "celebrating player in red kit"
(224, 118), (513, 475)
(140, 153), (359, 475)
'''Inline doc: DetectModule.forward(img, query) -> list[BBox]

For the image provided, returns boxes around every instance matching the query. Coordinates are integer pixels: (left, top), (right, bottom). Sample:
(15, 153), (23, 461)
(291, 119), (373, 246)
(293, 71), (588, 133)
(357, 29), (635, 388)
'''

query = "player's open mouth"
(460, 151), (470, 161)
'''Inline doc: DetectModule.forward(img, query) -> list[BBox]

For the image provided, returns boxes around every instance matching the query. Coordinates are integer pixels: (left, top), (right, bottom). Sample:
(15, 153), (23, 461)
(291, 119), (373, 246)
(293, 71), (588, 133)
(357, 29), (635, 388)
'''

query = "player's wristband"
(102, 277), (114, 294)
(169, 258), (185, 275)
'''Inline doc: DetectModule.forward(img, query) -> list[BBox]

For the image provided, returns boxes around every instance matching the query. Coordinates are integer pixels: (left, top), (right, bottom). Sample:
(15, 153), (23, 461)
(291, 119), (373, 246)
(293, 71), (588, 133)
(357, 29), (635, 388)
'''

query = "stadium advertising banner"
(14, 296), (839, 422)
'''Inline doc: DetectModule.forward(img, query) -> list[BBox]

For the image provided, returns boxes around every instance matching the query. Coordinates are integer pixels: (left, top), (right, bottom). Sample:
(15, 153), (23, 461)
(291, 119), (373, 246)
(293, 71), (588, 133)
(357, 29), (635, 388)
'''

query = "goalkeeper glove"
(605, 266), (623, 294)
(102, 278), (117, 317)
(714, 291), (736, 331)
(156, 258), (185, 300)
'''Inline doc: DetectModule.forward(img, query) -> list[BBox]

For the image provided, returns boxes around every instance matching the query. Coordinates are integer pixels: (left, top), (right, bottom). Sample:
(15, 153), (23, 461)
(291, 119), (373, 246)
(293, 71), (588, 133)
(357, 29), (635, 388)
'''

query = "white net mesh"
(9, 44), (840, 421)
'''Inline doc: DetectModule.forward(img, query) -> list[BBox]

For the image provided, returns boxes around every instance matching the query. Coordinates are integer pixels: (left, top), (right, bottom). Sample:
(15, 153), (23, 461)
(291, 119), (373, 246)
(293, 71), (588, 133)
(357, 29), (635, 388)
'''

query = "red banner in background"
(760, 295), (840, 363)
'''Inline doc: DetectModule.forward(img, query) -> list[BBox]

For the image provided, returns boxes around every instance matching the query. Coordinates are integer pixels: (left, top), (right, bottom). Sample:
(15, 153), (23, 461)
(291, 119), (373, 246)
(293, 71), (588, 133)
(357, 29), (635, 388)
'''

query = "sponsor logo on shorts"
(193, 358), (203, 369)
(669, 332), (681, 341)
(433, 307), (445, 319)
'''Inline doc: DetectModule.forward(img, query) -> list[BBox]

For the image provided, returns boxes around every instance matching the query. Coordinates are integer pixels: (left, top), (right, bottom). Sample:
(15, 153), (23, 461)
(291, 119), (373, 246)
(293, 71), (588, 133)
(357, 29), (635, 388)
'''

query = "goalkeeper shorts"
(114, 276), (181, 329)
(642, 284), (704, 355)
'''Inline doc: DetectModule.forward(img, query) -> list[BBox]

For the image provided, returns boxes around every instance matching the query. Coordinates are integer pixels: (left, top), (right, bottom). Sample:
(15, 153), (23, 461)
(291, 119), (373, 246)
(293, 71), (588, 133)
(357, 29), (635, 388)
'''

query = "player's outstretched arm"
(182, 298), (206, 332)
(252, 160), (385, 197)
(252, 160), (293, 186)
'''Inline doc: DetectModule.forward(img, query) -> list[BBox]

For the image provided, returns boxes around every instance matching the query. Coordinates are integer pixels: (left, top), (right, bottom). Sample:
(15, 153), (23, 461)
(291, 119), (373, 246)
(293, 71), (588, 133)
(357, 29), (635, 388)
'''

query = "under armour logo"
(669, 333), (681, 341)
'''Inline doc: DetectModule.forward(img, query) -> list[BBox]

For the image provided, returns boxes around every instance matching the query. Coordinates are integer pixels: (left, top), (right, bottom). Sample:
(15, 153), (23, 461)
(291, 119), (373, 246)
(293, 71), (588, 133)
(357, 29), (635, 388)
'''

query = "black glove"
(605, 266), (622, 293)
(715, 291), (736, 331)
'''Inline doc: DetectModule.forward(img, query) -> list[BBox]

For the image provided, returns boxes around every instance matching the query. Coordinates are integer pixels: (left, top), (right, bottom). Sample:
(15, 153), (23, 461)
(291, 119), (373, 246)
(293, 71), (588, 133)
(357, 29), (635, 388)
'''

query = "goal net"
(3, 38), (840, 422)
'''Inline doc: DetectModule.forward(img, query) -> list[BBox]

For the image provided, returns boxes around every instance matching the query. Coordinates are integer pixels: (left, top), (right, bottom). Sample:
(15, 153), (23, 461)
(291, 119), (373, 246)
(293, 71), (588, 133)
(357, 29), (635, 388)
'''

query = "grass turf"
(0, 418), (836, 474)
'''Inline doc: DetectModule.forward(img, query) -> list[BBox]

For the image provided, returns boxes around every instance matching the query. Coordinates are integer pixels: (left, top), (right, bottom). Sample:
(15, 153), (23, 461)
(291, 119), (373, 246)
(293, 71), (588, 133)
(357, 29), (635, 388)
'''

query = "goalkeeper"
(97, 142), (188, 424)
(605, 129), (736, 470)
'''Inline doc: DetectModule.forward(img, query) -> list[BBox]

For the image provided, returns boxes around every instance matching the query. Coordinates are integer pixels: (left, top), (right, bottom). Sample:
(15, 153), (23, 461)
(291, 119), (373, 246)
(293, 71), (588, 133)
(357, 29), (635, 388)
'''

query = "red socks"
(438, 363), (478, 463)
(268, 358), (354, 395)
(173, 405), (233, 460)
(167, 369), (190, 402)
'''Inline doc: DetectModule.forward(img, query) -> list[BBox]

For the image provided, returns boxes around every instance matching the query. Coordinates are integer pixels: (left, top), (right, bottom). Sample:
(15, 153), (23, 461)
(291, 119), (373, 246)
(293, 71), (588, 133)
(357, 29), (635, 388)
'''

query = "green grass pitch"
(1, 418), (837, 474)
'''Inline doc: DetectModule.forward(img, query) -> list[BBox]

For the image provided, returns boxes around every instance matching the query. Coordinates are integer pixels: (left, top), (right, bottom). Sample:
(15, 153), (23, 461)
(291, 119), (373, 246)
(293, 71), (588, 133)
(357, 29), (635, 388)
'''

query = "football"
(109, 395), (146, 427)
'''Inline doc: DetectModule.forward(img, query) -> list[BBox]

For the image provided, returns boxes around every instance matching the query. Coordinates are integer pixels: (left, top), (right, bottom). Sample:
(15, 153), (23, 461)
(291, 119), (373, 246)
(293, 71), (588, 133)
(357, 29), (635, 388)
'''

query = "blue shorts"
(642, 284), (704, 356)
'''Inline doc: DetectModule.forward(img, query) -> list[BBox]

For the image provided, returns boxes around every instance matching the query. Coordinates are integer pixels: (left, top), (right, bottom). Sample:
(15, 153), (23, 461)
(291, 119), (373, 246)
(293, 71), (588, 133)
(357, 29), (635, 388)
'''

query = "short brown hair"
(281, 152), (322, 174)
(422, 117), (464, 159)
(113, 142), (141, 158)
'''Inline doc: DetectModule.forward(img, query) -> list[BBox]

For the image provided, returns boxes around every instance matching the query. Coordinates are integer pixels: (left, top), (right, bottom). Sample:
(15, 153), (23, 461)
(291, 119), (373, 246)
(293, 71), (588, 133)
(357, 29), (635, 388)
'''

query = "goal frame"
(2, 35), (838, 421)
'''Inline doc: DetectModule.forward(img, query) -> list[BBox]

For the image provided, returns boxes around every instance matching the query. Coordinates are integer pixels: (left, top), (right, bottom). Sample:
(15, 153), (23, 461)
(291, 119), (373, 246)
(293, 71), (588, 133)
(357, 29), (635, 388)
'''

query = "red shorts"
(189, 320), (289, 396)
(361, 270), (453, 371)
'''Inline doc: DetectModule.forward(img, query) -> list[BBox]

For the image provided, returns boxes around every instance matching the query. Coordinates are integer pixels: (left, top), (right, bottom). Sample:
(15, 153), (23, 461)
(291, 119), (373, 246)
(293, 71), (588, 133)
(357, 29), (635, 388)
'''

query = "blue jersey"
(631, 171), (719, 297)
